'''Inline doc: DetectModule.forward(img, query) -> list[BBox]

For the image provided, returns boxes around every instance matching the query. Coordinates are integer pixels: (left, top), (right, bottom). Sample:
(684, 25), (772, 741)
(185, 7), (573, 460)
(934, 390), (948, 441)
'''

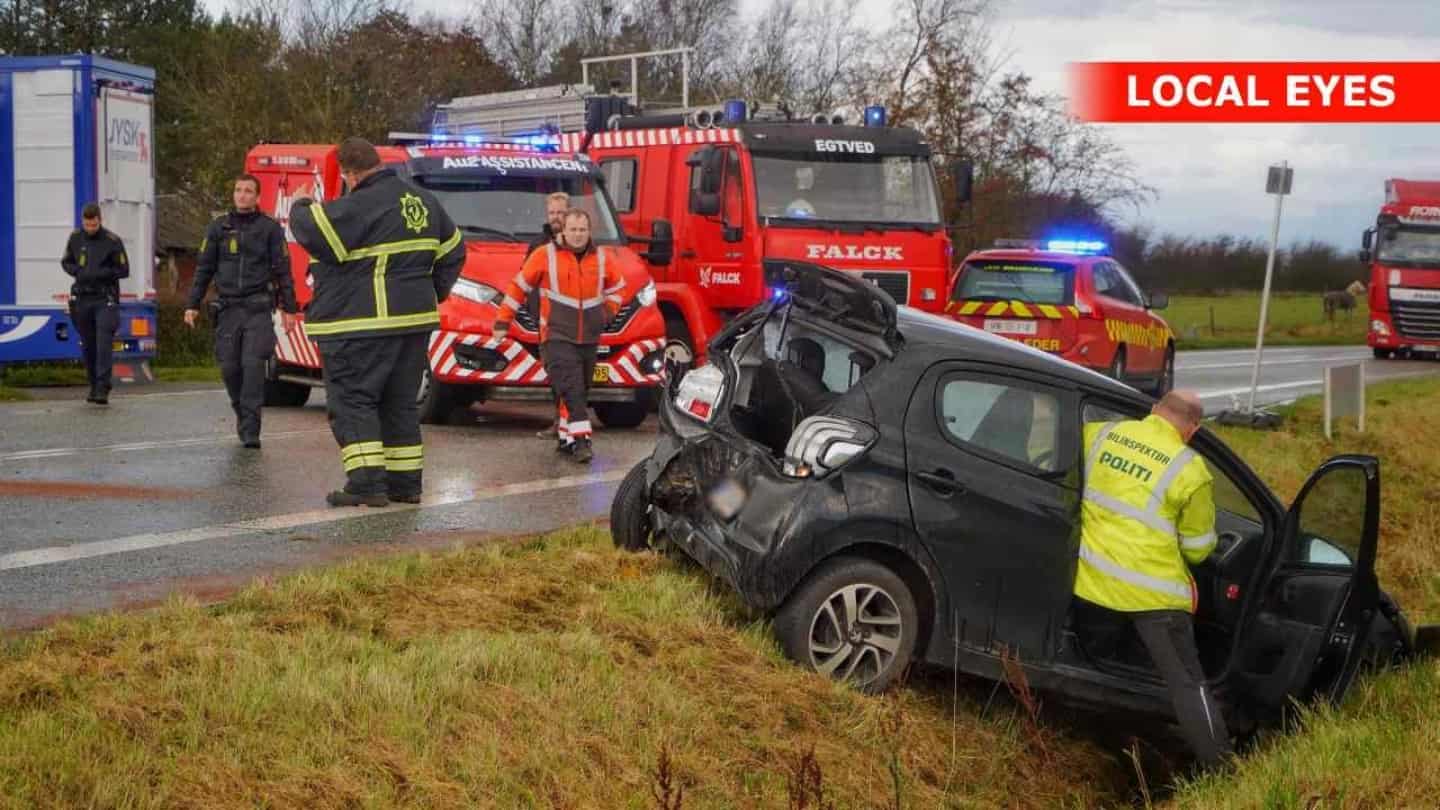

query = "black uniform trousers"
(319, 333), (427, 497)
(215, 297), (277, 442)
(71, 295), (119, 394)
(1074, 599), (1233, 767)
(543, 340), (597, 444)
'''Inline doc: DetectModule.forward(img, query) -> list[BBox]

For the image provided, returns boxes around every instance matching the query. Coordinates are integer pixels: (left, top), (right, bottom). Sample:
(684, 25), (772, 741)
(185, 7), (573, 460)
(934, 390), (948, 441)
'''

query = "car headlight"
(451, 278), (502, 305)
(1371, 319), (1390, 336)
(637, 280), (657, 307)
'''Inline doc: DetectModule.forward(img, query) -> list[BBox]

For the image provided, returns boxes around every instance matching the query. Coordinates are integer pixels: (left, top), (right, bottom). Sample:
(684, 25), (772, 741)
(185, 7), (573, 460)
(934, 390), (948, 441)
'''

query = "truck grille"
(858, 270), (910, 306)
(1392, 300), (1440, 339)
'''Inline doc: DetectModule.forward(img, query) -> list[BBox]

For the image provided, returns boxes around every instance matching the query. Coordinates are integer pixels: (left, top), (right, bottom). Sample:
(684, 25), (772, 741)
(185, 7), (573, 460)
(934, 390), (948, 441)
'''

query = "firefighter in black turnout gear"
(289, 138), (465, 507)
(185, 174), (299, 448)
(61, 203), (130, 405)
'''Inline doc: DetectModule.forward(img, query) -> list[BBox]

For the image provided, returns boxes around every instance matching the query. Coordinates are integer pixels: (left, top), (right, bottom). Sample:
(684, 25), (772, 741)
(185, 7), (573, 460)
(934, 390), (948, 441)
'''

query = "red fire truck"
(245, 139), (667, 425)
(1362, 179), (1440, 359)
(437, 86), (963, 361)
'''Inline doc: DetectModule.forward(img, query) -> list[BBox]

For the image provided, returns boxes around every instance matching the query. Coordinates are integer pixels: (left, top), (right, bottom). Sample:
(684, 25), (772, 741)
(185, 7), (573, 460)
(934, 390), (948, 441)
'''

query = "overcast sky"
(209, 0), (1440, 247)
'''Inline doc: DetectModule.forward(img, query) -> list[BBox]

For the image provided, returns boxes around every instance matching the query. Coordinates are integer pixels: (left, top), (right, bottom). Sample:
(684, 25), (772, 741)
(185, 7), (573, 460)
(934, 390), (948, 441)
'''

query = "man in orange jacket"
(494, 208), (629, 463)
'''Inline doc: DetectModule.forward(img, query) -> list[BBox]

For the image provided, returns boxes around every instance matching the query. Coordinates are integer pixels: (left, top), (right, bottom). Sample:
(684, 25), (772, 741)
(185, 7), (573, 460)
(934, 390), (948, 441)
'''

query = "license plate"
(984, 318), (1037, 335)
(592, 365), (610, 383)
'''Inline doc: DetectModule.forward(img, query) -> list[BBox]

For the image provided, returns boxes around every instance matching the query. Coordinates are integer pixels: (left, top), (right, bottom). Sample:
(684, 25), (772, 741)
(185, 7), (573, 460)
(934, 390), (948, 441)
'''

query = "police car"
(947, 240), (1175, 396)
(612, 261), (1426, 740)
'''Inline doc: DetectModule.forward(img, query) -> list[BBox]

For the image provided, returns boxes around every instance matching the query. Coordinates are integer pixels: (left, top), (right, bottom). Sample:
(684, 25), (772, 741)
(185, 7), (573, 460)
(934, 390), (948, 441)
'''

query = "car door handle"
(916, 469), (965, 496)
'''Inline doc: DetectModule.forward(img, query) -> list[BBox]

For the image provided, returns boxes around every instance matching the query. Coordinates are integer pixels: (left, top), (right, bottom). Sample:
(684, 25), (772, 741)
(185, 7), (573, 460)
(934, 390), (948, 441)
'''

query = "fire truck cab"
(947, 239), (1176, 396)
(244, 139), (666, 426)
(1363, 179), (1440, 359)
(436, 87), (959, 362)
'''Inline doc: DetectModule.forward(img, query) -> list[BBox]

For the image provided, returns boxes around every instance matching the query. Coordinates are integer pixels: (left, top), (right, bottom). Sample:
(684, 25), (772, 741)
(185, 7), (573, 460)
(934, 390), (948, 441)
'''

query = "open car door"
(1227, 455), (1381, 721)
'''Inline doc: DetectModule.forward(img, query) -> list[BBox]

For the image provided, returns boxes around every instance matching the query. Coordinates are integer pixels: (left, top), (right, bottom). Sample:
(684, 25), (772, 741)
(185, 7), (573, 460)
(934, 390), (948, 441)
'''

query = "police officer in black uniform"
(288, 138), (465, 507)
(185, 173), (299, 448)
(61, 202), (129, 405)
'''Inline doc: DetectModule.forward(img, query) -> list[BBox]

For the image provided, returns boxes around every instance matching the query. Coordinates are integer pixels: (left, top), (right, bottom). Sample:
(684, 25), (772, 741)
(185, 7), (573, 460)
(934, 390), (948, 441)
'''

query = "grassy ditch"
(1168, 293), (1367, 350)
(0, 527), (1125, 809)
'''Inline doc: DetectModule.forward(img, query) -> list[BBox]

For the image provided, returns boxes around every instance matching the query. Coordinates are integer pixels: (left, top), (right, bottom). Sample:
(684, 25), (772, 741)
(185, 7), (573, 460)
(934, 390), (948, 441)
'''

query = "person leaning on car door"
(1072, 390), (1233, 768)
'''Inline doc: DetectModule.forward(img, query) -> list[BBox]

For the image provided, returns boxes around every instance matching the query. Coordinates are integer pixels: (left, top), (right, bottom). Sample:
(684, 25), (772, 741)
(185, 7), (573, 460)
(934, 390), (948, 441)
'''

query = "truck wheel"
(1151, 346), (1175, 397)
(417, 368), (456, 425)
(1373, 348), (1394, 360)
(773, 556), (919, 694)
(594, 401), (648, 429)
(263, 360), (312, 407)
(610, 462), (653, 552)
(1107, 346), (1127, 384)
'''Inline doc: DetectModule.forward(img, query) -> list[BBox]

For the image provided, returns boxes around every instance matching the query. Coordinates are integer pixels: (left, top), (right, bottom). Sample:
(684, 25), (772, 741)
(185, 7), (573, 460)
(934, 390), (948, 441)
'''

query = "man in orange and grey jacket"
(494, 208), (629, 463)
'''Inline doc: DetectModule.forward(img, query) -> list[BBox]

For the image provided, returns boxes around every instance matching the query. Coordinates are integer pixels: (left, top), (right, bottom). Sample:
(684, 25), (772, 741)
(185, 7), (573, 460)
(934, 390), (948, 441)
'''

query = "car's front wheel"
(774, 556), (919, 693)
(610, 461), (653, 552)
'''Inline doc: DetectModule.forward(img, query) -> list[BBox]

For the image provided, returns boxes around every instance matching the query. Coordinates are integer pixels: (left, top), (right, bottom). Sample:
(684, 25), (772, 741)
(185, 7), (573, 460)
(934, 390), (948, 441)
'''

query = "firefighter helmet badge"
(400, 193), (429, 234)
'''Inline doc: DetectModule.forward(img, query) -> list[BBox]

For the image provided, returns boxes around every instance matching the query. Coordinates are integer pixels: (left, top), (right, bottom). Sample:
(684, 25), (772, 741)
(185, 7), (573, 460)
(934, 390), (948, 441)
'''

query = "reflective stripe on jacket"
(288, 169), (465, 341)
(496, 241), (627, 344)
(1075, 414), (1217, 613)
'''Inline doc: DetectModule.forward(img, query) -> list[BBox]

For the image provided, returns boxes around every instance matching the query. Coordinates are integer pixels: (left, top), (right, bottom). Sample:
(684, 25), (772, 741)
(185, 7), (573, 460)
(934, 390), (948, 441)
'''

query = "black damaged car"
(611, 260), (1434, 734)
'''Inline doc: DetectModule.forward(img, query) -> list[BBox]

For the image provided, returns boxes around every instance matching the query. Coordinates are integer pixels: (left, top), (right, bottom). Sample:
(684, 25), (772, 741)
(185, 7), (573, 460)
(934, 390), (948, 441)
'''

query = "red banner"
(1069, 62), (1440, 123)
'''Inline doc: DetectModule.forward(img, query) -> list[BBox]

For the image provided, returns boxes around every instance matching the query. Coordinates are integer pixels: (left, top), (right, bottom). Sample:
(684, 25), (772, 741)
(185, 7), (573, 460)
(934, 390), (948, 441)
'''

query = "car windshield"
(412, 175), (623, 244)
(752, 153), (942, 226)
(954, 261), (1075, 306)
(1378, 227), (1440, 266)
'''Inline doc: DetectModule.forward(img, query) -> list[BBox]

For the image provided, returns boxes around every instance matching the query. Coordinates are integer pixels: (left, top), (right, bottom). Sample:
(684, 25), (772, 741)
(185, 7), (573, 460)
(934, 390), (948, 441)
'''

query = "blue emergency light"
(1046, 239), (1107, 254)
(724, 99), (748, 124)
(864, 105), (887, 127)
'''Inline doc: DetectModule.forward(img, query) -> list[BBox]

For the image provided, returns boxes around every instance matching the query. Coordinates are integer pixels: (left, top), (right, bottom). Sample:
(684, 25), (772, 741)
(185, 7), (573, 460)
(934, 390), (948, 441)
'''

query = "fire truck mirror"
(722, 225), (743, 243)
(646, 219), (675, 266)
(1361, 229), (1374, 251)
(949, 160), (974, 204)
(1359, 249), (1372, 265)
(691, 190), (721, 217)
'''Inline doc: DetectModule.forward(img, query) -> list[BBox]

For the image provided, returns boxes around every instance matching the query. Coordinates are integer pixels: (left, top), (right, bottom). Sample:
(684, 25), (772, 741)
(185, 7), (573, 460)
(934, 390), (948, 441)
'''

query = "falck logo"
(698, 266), (741, 287)
(400, 193), (429, 234)
(806, 244), (904, 261)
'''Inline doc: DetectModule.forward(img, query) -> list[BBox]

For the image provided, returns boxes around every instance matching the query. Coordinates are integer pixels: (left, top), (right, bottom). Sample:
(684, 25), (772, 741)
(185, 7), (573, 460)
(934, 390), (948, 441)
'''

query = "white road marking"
(0, 430), (333, 462)
(0, 468), (629, 572)
(1178, 355), (1370, 371)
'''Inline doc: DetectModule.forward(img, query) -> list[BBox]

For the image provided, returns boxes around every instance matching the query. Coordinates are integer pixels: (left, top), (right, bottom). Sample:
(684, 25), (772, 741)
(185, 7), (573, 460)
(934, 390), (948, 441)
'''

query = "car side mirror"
(950, 160), (974, 204)
(1147, 290), (1169, 310)
(645, 218), (674, 266)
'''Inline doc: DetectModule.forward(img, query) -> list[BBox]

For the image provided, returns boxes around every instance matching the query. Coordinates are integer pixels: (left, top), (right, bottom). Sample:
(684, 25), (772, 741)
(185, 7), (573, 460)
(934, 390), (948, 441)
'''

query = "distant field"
(1166, 292), (1367, 350)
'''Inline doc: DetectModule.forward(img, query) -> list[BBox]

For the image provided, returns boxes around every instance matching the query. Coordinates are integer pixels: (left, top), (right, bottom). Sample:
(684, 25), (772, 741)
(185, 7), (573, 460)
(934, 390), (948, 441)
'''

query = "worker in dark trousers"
(289, 138), (464, 507)
(61, 203), (129, 405)
(495, 208), (631, 463)
(526, 191), (569, 440)
(184, 173), (299, 448)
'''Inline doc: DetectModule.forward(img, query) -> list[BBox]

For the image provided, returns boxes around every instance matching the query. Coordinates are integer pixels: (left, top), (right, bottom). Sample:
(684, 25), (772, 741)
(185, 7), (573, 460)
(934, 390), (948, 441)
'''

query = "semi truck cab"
(1364, 179), (1440, 359)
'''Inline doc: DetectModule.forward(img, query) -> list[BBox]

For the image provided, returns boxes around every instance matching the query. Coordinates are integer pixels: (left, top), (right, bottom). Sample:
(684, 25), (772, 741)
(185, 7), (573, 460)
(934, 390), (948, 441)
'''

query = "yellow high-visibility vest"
(1075, 414), (1217, 613)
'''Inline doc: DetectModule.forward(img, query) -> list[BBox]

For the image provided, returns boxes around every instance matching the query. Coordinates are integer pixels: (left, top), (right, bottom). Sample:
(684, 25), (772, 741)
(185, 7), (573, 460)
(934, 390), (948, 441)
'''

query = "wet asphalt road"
(2, 345), (1438, 629)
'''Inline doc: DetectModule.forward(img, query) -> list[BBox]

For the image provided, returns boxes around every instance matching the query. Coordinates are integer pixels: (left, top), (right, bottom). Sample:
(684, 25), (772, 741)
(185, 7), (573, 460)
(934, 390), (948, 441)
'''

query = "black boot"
(325, 490), (388, 508)
(572, 438), (593, 464)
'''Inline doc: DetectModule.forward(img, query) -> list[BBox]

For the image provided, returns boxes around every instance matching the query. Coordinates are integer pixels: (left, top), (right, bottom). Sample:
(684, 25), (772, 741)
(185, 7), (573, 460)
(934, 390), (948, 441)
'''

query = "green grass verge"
(0, 526), (1125, 808)
(0, 385), (33, 402)
(1168, 292), (1367, 350)
(1, 363), (219, 387)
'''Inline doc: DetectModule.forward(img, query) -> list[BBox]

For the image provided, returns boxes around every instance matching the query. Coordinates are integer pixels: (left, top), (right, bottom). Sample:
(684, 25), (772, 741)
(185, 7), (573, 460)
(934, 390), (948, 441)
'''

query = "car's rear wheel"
(594, 401), (648, 429)
(774, 556), (919, 693)
(1151, 345), (1175, 397)
(610, 462), (653, 552)
(1108, 346), (1127, 384)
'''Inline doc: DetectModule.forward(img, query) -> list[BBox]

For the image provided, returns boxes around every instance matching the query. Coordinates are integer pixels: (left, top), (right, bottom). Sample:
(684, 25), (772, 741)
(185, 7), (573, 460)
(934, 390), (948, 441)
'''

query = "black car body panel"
(636, 262), (1421, 730)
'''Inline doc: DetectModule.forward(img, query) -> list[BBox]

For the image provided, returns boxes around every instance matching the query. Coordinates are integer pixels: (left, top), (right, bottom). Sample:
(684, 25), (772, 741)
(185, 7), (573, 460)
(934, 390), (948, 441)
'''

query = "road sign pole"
(1246, 161), (1290, 413)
